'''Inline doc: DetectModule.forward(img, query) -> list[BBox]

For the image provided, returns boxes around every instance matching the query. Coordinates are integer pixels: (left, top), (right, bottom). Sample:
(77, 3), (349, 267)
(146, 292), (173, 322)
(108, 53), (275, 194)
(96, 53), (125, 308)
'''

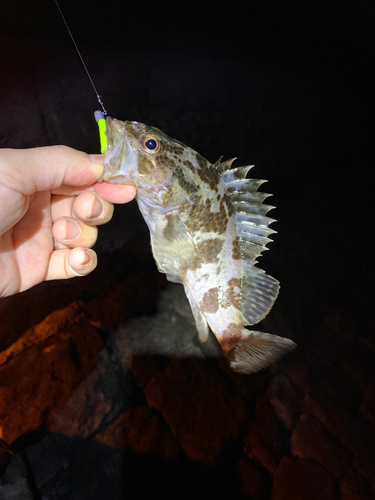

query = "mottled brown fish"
(102, 117), (295, 374)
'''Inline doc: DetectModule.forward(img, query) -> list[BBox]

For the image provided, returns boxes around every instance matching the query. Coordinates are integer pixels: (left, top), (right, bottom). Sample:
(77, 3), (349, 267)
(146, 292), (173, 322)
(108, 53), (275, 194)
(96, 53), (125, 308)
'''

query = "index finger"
(0, 146), (104, 195)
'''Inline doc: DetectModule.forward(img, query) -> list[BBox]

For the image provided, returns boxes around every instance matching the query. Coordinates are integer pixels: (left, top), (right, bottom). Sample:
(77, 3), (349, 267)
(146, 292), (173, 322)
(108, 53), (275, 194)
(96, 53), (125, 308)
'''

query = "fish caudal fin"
(227, 331), (296, 374)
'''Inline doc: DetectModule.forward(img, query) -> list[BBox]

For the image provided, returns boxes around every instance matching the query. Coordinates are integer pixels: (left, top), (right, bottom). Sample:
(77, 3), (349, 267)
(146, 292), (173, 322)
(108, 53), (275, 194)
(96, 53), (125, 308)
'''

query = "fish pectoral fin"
(184, 285), (209, 342)
(151, 211), (196, 276)
(227, 331), (296, 374)
(240, 266), (280, 325)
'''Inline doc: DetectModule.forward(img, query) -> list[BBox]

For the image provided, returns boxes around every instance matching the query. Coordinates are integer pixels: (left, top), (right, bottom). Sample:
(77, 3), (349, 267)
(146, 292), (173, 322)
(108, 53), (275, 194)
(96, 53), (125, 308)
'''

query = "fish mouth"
(102, 117), (135, 185)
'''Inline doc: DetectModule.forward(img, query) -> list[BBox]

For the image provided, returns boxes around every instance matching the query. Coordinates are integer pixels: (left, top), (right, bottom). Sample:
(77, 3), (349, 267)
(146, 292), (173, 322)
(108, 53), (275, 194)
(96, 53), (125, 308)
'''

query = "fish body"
(102, 117), (295, 374)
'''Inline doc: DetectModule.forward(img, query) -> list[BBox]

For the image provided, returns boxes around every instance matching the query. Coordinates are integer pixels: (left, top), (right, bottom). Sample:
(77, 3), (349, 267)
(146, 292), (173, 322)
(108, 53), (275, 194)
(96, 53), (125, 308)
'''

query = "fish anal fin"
(227, 331), (296, 374)
(240, 266), (280, 325)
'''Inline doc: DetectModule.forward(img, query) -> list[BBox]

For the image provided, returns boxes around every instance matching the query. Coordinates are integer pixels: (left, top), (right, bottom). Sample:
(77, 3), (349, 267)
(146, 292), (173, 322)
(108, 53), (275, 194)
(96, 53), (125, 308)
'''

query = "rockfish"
(102, 117), (295, 374)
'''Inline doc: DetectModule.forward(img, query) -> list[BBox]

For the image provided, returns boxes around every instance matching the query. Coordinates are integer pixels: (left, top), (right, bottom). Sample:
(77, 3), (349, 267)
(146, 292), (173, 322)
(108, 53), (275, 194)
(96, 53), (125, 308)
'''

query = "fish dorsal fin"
(220, 161), (279, 325)
(214, 157), (236, 174)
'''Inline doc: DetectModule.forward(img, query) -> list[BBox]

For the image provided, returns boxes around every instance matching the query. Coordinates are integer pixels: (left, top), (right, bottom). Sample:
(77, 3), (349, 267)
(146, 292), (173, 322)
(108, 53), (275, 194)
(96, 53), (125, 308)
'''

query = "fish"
(102, 117), (296, 374)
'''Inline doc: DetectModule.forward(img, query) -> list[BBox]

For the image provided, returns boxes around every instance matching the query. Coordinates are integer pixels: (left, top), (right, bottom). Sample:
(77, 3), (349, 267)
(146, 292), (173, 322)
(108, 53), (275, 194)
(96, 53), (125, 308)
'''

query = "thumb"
(1, 146), (104, 195)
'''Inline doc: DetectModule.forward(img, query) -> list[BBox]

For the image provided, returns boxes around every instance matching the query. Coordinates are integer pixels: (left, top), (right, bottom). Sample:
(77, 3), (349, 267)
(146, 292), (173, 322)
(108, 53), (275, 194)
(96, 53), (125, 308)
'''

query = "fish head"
(102, 117), (203, 209)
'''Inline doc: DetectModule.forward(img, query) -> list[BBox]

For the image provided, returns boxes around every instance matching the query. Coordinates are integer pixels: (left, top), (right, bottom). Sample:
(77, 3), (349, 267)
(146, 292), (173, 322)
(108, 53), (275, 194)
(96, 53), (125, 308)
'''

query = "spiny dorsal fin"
(220, 160), (277, 259)
(213, 156), (223, 168)
(214, 157), (236, 174)
(220, 160), (279, 324)
(220, 165), (254, 182)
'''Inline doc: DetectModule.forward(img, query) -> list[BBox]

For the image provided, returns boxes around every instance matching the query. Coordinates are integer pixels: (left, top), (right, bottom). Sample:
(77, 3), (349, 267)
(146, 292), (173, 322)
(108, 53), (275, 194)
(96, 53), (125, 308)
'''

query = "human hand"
(0, 146), (136, 298)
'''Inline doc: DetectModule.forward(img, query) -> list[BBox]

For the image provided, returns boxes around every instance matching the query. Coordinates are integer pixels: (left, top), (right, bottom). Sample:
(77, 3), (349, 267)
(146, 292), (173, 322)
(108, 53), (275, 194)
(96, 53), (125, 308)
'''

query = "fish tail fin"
(226, 330), (296, 374)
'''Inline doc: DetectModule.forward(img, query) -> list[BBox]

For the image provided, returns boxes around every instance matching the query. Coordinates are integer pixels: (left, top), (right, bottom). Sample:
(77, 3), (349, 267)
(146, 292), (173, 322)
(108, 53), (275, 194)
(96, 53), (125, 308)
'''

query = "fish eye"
(142, 134), (162, 153)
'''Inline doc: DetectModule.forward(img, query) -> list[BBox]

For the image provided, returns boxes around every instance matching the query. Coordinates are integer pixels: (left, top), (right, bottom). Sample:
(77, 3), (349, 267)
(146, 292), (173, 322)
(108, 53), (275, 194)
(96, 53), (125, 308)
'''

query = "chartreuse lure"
(94, 111), (108, 154)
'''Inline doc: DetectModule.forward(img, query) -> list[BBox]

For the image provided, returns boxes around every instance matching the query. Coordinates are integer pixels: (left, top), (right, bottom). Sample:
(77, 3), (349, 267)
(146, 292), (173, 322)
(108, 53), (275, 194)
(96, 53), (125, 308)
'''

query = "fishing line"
(54, 0), (107, 115)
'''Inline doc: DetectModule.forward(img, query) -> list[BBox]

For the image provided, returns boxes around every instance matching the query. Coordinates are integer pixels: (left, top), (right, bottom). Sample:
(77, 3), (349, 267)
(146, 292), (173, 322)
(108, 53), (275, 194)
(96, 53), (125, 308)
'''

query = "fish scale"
(102, 116), (296, 374)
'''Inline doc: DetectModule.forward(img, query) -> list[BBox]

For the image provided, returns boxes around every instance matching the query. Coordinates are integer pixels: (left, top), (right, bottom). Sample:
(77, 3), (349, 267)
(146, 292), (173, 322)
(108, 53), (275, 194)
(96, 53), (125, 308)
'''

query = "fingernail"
(65, 219), (81, 241)
(82, 250), (91, 265)
(88, 154), (104, 164)
(89, 195), (104, 219)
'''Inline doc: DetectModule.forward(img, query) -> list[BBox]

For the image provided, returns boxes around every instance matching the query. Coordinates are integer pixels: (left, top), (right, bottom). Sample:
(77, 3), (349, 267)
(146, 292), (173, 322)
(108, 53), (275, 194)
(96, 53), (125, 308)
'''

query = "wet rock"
(86, 273), (160, 332)
(0, 455), (33, 500)
(0, 301), (85, 366)
(244, 390), (288, 474)
(351, 422), (375, 488)
(320, 368), (362, 413)
(0, 439), (14, 474)
(304, 387), (366, 450)
(125, 353), (163, 389)
(235, 457), (270, 499)
(323, 310), (359, 343)
(360, 379), (375, 423)
(272, 457), (340, 500)
(112, 282), (204, 362)
(310, 326), (343, 366)
(286, 348), (326, 395)
(95, 406), (180, 459)
(339, 342), (375, 389)
(269, 373), (303, 430)
(244, 421), (279, 475)
(291, 413), (351, 477)
(0, 308), (103, 444)
(340, 466), (373, 500)
(230, 369), (272, 403)
(48, 345), (136, 439)
(0, 249), (143, 353)
(23, 434), (125, 499)
(144, 358), (245, 466)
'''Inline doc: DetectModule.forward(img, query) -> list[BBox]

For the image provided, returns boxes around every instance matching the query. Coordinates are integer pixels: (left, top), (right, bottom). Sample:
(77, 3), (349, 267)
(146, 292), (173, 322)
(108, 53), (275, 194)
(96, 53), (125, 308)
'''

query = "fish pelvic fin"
(184, 285), (209, 342)
(227, 331), (296, 374)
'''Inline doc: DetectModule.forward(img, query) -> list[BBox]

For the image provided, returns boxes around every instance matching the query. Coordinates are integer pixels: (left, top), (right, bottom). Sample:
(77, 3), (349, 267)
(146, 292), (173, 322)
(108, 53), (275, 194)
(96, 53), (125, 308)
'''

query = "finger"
(51, 192), (114, 226)
(72, 191), (114, 226)
(51, 185), (95, 196)
(45, 247), (97, 280)
(94, 183), (136, 204)
(1, 146), (104, 195)
(52, 217), (98, 249)
(51, 195), (74, 223)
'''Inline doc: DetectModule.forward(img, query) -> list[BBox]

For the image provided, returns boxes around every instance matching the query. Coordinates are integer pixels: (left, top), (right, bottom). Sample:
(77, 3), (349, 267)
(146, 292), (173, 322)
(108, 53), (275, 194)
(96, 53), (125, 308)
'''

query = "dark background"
(1, 1), (375, 499)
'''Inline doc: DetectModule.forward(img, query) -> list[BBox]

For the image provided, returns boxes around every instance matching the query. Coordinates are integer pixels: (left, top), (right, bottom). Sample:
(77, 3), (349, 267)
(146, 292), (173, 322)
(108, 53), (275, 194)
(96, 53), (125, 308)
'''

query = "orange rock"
(0, 305), (102, 444)
(272, 457), (340, 500)
(95, 406), (180, 459)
